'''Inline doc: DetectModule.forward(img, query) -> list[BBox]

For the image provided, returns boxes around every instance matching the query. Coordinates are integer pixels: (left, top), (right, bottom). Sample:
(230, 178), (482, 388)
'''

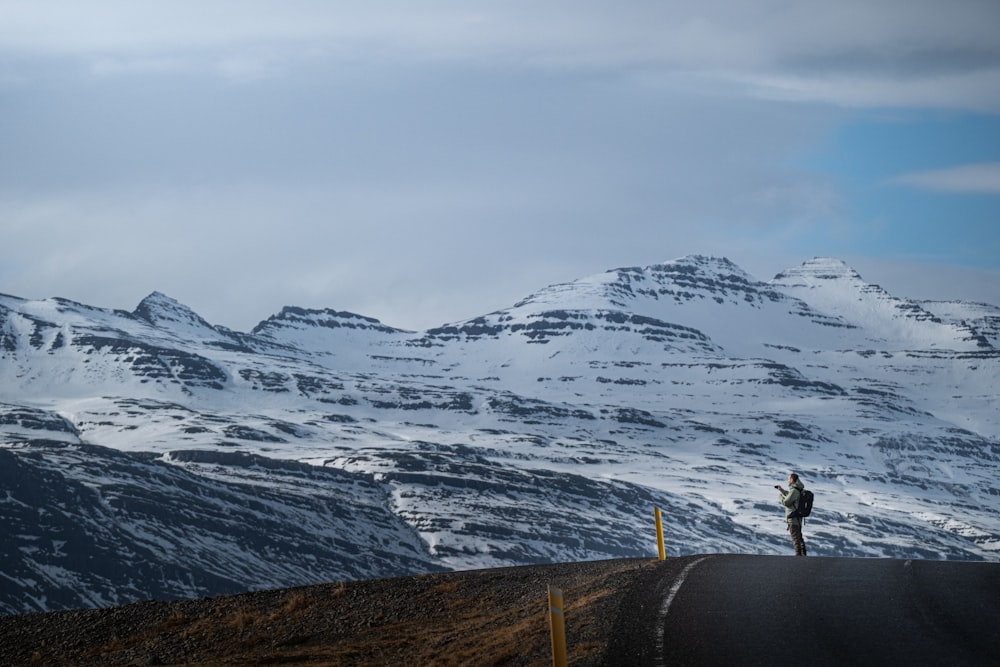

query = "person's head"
(788, 472), (799, 485)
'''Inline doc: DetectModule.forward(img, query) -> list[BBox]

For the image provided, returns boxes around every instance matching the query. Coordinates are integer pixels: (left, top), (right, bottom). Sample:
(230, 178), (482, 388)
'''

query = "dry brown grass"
(0, 558), (658, 667)
(228, 607), (259, 633)
(274, 590), (313, 620)
(272, 563), (641, 666)
(158, 608), (190, 631)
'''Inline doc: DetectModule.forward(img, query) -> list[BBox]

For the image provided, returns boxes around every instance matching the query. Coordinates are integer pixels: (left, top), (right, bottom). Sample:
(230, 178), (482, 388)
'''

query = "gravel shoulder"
(0, 558), (661, 666)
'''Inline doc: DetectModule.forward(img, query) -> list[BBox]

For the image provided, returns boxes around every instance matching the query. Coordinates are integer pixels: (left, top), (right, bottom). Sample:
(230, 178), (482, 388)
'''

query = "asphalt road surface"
(603, 554), (1000, 667)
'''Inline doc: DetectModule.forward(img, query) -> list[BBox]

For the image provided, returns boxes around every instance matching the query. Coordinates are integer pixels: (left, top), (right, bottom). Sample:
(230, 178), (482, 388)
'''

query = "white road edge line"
(654, 556), (711, 667)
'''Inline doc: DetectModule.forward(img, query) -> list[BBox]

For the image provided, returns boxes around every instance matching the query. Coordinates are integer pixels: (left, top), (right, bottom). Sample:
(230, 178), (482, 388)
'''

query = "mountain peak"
(133, 292), (216, 333)
(669, 254), (744, 271)
(511, 255), (756, 314)
(253, 306), (406, 334)
(137, 291), (178, 308)
(647, 255), (756, 283)
(768, 258), (986, 348)
(771, 257), (864, 285)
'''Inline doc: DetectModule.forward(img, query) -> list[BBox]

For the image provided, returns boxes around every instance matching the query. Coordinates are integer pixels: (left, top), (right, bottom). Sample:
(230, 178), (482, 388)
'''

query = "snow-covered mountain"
(2, 256), (998, 614)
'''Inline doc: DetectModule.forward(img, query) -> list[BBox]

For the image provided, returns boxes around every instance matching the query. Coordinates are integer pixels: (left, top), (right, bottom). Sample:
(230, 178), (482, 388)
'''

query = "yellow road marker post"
(548, 584), (567, 667)
(655, 506), (666, 560)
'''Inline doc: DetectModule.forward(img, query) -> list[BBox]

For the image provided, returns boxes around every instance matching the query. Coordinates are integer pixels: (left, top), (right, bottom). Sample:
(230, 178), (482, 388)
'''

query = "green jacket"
(778, 480), (805, 526)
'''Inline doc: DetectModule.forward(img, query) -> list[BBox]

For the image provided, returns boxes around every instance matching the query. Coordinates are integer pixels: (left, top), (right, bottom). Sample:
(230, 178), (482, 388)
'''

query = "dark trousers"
(788, 521), (807, 556)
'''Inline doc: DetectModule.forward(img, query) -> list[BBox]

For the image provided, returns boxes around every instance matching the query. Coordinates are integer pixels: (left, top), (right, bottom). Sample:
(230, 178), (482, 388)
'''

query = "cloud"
(890, 163), (1000, 194)
(742, 69), (1000, 113)
(1, 1), (997, 331)
(89, 56), (187, 78)
(3, 1), (1000, 111)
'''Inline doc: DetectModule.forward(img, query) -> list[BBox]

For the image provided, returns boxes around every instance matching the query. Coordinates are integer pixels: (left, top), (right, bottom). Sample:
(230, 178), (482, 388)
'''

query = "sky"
(1, 1), (999, 332)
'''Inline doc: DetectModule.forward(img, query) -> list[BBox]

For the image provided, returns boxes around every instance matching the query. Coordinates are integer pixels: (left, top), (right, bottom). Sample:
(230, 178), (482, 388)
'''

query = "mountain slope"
(1, 256), (998, 614)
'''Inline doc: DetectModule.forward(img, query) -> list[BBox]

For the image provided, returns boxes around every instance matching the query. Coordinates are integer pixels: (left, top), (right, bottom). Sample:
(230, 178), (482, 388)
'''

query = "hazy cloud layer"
(5, 1), (1000, 106)
(0, 1), (998, 330)
(892, 163), (1000, 194)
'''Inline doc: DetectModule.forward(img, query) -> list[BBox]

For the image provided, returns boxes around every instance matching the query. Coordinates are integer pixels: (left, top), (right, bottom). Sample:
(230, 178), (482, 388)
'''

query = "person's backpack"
(793, 488), (814, 518)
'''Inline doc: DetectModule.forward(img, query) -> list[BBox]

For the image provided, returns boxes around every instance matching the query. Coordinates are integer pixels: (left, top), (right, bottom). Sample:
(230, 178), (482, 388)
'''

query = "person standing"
(775, 473), (808, 556)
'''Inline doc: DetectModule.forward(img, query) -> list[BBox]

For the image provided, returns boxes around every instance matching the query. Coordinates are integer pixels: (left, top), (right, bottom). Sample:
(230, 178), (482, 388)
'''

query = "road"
(602, 554), (1000, 666)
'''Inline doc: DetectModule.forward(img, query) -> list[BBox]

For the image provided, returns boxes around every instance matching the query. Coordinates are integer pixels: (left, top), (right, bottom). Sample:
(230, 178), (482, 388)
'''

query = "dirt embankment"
(0, 558), (660, 666)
